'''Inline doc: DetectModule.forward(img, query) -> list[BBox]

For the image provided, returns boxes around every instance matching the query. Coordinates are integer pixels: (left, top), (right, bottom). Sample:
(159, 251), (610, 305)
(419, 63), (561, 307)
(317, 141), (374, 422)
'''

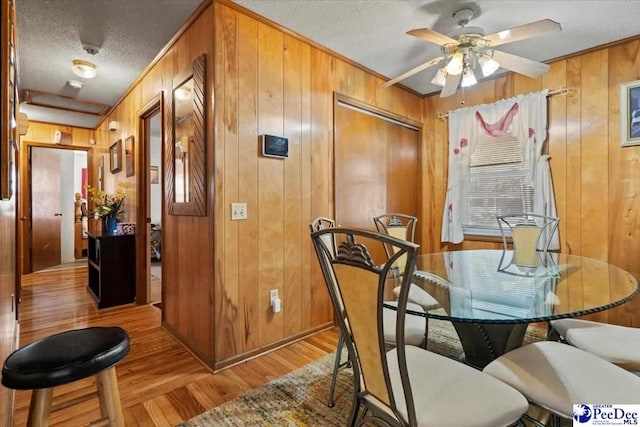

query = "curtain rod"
(435, 87), (575, 120)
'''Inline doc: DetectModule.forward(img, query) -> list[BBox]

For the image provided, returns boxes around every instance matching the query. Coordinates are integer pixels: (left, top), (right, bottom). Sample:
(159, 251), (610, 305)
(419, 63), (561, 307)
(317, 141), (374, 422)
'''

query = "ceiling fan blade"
(491, 50), (550, 78)
(407, 28), (458, 46)
(440, 73), (462, 98)
(380, 56), (445, 89)
(485, 19), (561, 47)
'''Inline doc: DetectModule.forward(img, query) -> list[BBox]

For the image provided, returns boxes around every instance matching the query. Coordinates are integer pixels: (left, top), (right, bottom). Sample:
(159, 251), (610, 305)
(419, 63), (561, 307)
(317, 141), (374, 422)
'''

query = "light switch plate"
(231, 202), (247, 220)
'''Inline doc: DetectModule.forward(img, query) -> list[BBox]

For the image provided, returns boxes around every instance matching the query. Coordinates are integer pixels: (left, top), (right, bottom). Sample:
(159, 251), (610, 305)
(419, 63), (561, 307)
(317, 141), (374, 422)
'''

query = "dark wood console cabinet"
(87, 232), (135, 308)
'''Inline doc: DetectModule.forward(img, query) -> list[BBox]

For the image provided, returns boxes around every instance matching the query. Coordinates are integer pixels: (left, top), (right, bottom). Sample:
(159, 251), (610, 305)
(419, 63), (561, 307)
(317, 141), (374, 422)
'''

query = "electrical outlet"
(231, 202), (248, 220)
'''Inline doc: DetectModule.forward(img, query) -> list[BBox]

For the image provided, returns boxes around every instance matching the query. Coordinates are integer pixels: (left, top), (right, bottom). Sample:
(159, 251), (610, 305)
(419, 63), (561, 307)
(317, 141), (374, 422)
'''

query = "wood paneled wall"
(422, 39), (640, 326)
(1, 0), (18, 421)
(213, 1), (423, 366)
(0, 190), (16, 424)
(92, 4), (216, 364)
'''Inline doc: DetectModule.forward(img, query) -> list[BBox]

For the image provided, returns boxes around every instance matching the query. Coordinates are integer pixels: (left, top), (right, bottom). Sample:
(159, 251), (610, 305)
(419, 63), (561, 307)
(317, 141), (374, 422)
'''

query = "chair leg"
(422, 317), (429, 349)
(96, 367), (125, 427)
(327, 331), (345, 408)
(27, 388), (53, 427)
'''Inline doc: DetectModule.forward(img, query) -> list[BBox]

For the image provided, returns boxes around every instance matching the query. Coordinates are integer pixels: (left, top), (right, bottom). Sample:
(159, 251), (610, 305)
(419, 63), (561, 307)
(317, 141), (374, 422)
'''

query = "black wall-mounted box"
(261, 134), (288, 158)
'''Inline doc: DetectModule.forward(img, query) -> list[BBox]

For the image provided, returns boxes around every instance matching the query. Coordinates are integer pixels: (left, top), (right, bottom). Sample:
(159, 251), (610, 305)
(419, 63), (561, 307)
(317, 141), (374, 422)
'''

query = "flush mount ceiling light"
(72, 59), (97, 79)
(380, 8), (561, 97)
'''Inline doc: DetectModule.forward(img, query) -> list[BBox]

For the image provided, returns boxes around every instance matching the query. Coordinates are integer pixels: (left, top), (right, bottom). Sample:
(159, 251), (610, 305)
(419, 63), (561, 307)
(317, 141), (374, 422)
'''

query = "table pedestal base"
(451, 322), (529, 369)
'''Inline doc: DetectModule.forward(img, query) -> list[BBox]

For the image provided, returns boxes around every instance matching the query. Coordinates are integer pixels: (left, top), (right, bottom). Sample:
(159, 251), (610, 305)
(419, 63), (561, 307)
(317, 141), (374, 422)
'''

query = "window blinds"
(464, 133), (534, 231)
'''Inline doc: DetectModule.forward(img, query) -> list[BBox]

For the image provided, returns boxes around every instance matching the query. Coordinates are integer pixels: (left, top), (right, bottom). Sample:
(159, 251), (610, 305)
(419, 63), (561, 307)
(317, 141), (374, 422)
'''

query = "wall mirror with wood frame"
(168, 53), (206, 216)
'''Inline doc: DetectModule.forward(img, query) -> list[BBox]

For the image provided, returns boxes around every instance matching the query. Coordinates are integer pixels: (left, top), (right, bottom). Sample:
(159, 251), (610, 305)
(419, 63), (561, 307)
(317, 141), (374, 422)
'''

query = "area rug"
(178, 320), (545, 426)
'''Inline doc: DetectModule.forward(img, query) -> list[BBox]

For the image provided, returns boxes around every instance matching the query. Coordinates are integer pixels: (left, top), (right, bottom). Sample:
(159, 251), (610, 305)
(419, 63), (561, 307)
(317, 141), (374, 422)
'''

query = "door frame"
(20, 142), (92, 274)
(136, 93), (163, 306)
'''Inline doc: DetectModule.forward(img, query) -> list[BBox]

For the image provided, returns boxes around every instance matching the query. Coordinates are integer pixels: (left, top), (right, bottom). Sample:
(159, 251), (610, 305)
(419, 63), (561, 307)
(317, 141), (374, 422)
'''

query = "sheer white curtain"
(441, 90), (559, 249)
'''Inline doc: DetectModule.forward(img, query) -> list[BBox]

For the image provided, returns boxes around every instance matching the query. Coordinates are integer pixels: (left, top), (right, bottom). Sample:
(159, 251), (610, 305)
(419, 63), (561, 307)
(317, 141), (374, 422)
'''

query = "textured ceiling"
(16, 1), (640, 129)
(16, 0), (203, 128)
(235, 0), (640, 96)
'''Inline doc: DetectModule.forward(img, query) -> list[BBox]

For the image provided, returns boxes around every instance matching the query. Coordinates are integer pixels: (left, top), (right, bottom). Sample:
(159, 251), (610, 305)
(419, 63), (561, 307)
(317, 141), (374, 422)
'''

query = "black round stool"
(2, 327), (130, 426)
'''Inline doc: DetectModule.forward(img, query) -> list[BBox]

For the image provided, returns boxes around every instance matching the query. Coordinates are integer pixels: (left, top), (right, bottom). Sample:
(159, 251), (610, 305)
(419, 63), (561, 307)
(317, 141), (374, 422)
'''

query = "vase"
(102, 216), (118, 234)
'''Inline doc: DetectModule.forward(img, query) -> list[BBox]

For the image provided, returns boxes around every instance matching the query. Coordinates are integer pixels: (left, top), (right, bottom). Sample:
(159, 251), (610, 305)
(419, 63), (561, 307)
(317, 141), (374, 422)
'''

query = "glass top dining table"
(385, 249), (640, 368)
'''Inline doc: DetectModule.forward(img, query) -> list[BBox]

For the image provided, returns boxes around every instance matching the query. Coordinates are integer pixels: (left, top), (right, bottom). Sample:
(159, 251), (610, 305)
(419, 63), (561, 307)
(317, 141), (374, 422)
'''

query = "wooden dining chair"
(311, 226), (528, 426)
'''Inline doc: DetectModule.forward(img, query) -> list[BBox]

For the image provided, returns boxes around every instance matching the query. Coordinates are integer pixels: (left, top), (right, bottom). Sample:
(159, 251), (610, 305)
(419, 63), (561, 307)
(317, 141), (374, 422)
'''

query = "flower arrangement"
(86, 182), (127, 221)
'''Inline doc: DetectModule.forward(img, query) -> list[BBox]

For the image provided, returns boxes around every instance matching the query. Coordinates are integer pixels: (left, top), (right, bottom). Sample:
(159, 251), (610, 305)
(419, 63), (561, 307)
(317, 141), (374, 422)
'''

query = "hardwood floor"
(15, 267), (338, 426)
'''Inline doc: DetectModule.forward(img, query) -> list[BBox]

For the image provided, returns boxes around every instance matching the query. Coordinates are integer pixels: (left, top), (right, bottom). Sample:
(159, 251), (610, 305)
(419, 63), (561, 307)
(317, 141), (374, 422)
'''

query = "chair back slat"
(334, 264), (390, 405)
(374, 214), (417, 273)
(497, 213), (559, 268)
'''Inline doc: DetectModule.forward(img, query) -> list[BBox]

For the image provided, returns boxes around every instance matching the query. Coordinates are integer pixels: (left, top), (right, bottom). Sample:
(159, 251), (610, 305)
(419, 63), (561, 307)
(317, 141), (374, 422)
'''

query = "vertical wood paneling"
(212, 2), (423, 367)
(283, 34), (303, 336)
(236, 11), (260, 352)
(257, 22), (285, 346)
(565, 57), (582, 256)
(543, 61), (568, 252)
(309, 49), (334, 328)
(580, 50), (608, 260)
(421, 96), (439, 253)
(220, 4), (240, 360)
(299, 42), (312, 331)
(93, 5), (216, 364)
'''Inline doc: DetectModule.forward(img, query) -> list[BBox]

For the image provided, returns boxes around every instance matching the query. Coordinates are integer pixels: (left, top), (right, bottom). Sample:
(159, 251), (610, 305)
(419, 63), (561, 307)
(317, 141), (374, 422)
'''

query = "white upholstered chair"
(550, 318), (640, 371)
(311, 226), (528, 426)
(484, 341), (640, 425)
(310, 217), (426, 408)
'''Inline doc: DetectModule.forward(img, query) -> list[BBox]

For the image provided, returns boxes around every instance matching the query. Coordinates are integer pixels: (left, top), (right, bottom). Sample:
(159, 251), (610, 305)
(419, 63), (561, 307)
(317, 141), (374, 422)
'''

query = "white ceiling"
(16, 0), (203, 128)
(15, 1), (640, 129)
(235, 0), (640, 95)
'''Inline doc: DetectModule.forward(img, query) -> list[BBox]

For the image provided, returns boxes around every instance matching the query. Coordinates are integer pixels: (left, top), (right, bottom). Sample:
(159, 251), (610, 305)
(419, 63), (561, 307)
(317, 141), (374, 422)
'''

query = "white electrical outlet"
(270, 289), (281, 313)
(231, 202), (248, 220)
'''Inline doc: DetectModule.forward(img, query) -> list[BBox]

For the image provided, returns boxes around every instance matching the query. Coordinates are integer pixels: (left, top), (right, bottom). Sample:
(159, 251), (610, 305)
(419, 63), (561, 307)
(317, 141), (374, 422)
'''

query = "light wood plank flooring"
(15, 267), (338, 426)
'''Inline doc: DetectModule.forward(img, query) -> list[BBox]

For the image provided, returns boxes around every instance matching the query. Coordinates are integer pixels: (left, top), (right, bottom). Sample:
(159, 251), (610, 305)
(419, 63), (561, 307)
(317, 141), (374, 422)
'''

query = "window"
(463, 133), (534, 235)
(441, 90), (558, 247)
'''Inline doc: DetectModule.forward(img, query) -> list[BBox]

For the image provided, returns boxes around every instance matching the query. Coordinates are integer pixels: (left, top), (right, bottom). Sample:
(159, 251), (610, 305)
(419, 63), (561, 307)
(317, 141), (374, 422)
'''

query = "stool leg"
(96, 367), (124, 427)
(27, 388), (53, 427)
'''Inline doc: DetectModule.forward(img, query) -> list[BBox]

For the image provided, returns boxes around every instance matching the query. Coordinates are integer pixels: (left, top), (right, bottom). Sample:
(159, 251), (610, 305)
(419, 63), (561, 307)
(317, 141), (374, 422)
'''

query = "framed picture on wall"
(620, 79), (640, 147)
(150, 165), (159, 184)
(125, 135), (135, 177)
(110, 139), (122, 173)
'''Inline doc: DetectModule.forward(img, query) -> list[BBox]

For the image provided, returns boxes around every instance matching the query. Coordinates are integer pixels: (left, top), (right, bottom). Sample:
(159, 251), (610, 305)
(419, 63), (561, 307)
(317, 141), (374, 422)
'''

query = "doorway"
(149, 113), (162, 304)
(28, 146), (88, 272)
(137, 95), (163, 306)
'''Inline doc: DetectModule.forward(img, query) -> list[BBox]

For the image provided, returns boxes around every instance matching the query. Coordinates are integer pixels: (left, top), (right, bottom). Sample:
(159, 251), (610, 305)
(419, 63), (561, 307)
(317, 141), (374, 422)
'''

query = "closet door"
(334, 97), (421, 259)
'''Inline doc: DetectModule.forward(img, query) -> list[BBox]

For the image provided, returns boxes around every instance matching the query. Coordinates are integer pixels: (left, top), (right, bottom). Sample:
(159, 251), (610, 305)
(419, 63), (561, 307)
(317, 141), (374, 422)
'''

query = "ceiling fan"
(380, 8), (561, 97)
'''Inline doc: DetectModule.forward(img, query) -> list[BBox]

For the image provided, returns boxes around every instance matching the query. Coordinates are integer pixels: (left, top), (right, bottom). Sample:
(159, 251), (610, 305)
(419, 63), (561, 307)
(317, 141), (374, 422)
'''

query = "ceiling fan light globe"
(445, 52), (464, 75)
(461, 68), (477, 87)
(480, 56), (500, 76)
(431, 68), (447, 86)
